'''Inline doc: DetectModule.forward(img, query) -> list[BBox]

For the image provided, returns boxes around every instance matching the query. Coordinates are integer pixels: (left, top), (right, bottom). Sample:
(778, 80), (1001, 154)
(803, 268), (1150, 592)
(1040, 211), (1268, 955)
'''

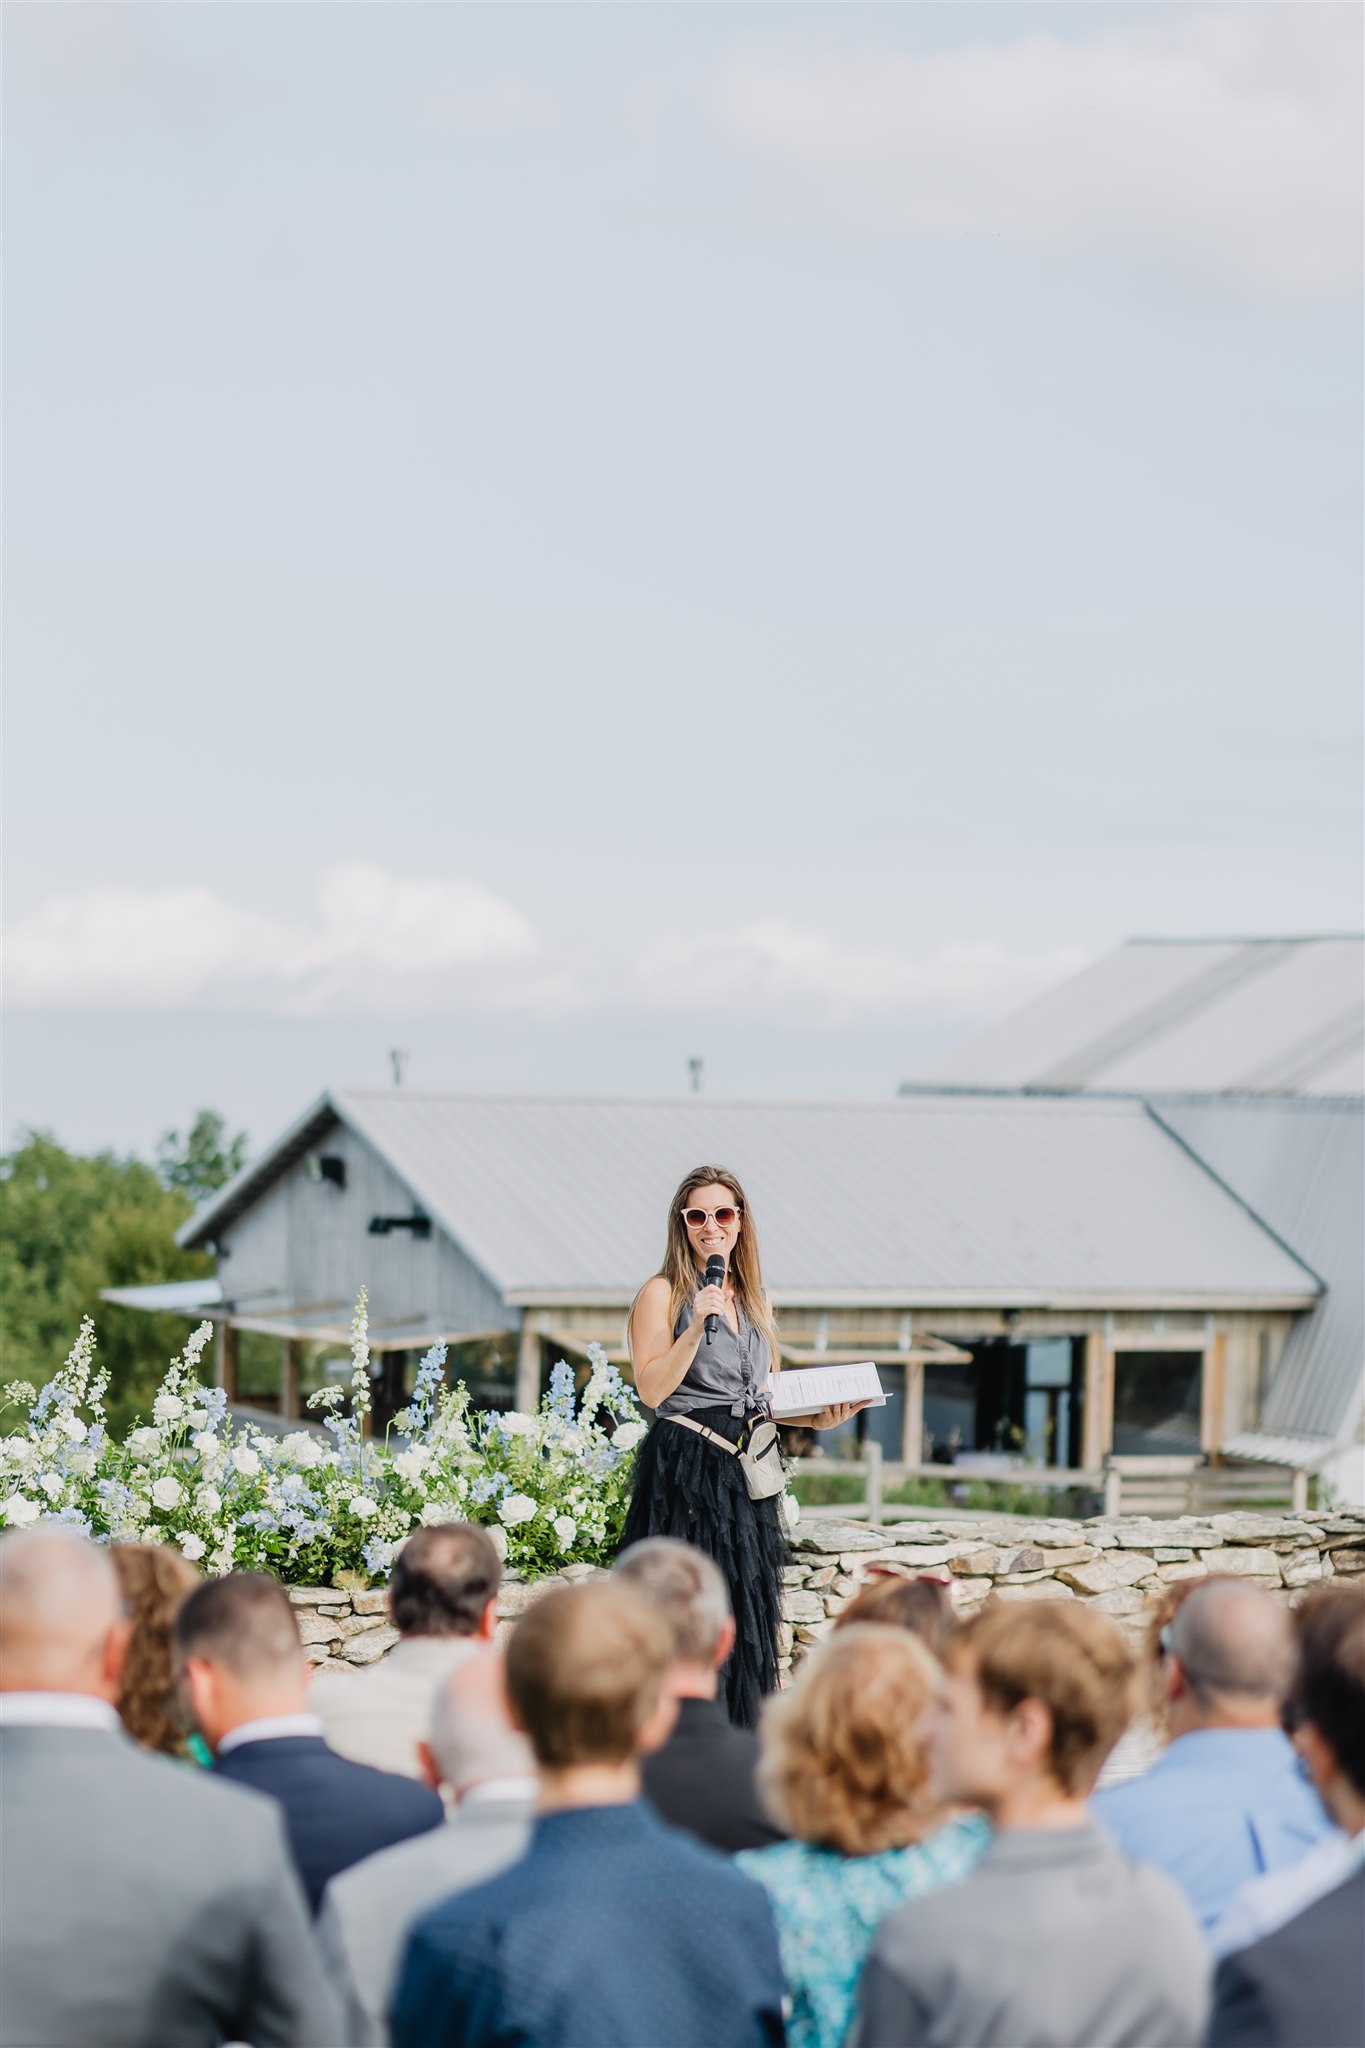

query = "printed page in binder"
(765, 1362), (886, 1417)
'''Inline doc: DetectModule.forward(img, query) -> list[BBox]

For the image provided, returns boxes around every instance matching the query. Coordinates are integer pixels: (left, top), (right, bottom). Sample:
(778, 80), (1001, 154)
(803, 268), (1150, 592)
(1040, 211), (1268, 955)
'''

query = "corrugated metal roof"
(1149, 1094), (1364, 1444)
(185, 1089), (1322, 1312)
(1221, 1431), (1338, 1470)
(916, 937), (1364, 1096)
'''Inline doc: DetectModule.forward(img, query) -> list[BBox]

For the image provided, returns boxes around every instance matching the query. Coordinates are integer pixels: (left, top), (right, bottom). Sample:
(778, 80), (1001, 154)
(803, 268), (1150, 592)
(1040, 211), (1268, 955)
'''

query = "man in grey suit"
(317, 1646), (536, 2047)
(0, 1527), (340, 2048)
(852, 1601), (1208, 2048)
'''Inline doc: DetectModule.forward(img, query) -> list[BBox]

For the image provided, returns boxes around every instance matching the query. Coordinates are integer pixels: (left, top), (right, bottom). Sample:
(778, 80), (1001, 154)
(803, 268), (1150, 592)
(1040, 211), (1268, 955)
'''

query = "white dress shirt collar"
(217, 1713), (325, 1756)
(0, 1693), (121, 1732)
(458, 1775), (540, 1810)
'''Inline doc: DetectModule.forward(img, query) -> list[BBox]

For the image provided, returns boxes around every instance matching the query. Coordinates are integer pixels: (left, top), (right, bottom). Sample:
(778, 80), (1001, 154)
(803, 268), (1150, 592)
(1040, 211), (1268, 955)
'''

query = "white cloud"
(630, 920), (1087, 1027)
(3, 866), (1085, 1029)
(2, 863), (554, 1015)
(710, 12), (1363, 298)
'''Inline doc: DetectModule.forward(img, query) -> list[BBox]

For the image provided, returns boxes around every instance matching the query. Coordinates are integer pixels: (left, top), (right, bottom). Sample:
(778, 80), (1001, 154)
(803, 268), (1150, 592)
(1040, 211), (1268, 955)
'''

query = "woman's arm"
(630, 1274), (726, 1410)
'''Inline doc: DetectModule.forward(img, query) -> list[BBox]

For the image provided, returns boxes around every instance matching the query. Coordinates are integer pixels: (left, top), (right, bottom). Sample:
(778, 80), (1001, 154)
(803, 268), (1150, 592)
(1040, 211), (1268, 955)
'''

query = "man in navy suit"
(391, 1580), (784, 2048)
(177, 1572), (442, 1912)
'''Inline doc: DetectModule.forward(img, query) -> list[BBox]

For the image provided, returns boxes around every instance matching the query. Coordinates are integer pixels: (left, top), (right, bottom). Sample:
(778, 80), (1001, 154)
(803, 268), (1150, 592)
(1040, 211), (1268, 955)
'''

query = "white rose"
(3, 1494), (40, 1527)
(498, 1492), (538, 1528)
(152, 1476), (184, 1511)
(179, 1532), (206, 1562)
(39, 1471), (63, 1501)
(418, 1499), (461, 1526)
(191, 1432), (220, 1459)
(152, 1394), (184, 1425)
(130, 1495), (151, 1521)
(57, 1412), (87, 1442)
(348, 1494), (379, 1520)
(231, 1448), (261, 1478)
(280, 1432), (323, 1468)
(196, 1484), (222, 1518)
(496, 1412), (535, 1437)
(552, 1514), (577, 1551)
(486, 1523), (508, 1560)
(780, 1490), (800, 1532)
(393, 1447), (432, 1482)
(187, 1409), (209, 1431)
(3, 1438), (34, 1464)
(128, 1427), (162, 1461)
(612, 1421), (646, 1452)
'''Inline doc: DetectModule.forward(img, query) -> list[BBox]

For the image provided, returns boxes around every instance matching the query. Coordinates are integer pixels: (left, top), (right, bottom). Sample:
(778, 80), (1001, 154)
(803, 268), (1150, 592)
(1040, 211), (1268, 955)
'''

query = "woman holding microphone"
(623, 1166), (862, 1727)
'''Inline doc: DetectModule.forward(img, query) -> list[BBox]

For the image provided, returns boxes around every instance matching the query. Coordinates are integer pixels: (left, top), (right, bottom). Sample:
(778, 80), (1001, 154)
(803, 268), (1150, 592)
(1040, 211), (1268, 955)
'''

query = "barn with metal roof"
(104, 1083), (1353, 1502)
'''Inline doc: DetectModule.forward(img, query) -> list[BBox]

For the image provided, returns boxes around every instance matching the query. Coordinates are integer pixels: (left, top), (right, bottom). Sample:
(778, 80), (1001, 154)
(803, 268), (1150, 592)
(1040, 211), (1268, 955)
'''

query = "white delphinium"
(280, 1432), (325, 1469)
(4, 1495), (41, 1527)
(57, 1412), (87, 1442)
(780, 1490), (800, 1532)
(348, 1494), (379, 1520)
(486, 1523), (509, 1560)
(179, 1533), (206, 1562)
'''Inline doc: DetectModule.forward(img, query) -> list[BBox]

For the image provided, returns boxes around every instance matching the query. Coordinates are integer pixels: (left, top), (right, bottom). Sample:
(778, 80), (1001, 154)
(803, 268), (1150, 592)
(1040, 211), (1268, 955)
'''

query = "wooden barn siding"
(217, 1120), (514, 1340)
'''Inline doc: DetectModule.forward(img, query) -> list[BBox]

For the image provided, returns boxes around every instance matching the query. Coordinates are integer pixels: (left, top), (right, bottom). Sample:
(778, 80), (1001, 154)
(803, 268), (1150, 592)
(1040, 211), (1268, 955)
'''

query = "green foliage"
(788, 1464), (1091, 1520)
(0, 1129), (216, 1435)
(156, 1110), (248, 1203)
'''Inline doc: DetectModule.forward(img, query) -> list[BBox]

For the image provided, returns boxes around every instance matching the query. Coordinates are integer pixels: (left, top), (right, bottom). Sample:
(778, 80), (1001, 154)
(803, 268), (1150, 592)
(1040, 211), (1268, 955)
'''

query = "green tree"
(0, 1130), (218, 1433)
(156, 1109), (249, 1203)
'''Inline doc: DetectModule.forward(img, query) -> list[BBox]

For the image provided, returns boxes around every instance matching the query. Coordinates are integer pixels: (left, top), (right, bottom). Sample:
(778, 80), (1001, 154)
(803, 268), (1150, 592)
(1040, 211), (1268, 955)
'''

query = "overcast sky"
(4, 2), (1362, 1157)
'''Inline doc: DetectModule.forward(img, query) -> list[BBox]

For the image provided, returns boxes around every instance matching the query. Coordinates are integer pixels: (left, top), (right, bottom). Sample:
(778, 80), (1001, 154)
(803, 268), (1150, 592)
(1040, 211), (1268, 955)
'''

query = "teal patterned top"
(737, 1813), (990, 2048)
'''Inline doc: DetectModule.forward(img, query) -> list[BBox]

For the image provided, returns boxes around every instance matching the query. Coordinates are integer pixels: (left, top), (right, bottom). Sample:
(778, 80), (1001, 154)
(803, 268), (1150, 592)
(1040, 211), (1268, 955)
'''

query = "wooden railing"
(793, 1444), (1306, 1522)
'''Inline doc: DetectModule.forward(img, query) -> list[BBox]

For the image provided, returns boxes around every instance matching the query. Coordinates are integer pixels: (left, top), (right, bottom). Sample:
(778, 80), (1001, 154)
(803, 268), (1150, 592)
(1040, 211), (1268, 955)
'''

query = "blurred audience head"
(931, 1600), (1136, 1815)
(758, 1623), (944, 1854)
(613, 1538), (734, 1692)
(506, 1581), (674, 1778)
(1285, 1582), (1365, 1833)
(0, 1527), (128, 1700)
(173, 1571), (306, 1753)
(111, 1542), (200, 1756)
(1161, 1577), (1296, 1736)
(418, 1648), (534, 1799)
(834, 1572), (956, 1658)
(389, 1522), (502, 1642)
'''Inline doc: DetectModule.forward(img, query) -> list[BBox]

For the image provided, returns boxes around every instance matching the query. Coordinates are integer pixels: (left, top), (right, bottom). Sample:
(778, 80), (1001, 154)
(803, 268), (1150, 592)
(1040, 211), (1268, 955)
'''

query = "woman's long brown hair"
(651, 1164), (781, 1378)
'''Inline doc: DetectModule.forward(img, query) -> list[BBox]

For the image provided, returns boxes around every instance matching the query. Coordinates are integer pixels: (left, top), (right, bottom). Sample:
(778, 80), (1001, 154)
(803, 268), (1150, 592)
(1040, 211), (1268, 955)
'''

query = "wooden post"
(216, 1322), (239, 1405)
(1202, 1333), (1227, 1462)
(866, 1440), (884, 1528)
(901, 1358), (925, 1465)
(1104, 1459), (1123, 1517)
(1082, 1332), (1112, 1472)
(516, 1312), (546, 1414)
(281, 1339), (302, 1423)
(1291, 1469), (1309, 1513)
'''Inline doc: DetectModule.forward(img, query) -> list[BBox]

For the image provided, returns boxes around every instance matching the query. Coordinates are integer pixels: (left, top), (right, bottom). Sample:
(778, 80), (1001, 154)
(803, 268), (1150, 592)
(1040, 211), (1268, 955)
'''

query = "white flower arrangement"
(0, 1298), (643, 1587)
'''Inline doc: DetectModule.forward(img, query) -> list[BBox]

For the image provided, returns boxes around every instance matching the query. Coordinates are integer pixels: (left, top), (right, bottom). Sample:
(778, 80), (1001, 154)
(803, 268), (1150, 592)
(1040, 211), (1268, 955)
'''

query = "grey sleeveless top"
(657, 1299), (772, 1420)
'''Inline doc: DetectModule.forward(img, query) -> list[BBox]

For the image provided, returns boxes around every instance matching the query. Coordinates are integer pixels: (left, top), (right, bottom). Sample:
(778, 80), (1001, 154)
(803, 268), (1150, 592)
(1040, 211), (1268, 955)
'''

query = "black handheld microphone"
(703, 1254), (726, 1341)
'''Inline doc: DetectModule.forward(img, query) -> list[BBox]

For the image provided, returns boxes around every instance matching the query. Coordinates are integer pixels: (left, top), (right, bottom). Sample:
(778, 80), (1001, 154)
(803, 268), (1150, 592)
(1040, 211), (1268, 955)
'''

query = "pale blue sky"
(4, 3), (1361, 1154)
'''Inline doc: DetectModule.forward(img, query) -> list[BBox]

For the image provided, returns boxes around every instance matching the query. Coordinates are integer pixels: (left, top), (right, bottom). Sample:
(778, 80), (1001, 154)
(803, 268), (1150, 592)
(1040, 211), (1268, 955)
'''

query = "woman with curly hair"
(111, 1542), (202, 1760)
(737, 1626), (988, 2048)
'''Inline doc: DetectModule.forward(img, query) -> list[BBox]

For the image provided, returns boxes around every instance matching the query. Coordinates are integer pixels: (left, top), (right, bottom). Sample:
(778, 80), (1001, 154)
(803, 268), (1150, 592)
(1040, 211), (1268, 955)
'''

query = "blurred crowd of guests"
(0, 1517), (1361, 2048)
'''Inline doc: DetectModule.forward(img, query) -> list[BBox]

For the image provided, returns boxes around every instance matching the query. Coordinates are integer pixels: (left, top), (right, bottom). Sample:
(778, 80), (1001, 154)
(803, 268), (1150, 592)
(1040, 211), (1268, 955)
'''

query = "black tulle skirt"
(619, 1405), (788, 1729)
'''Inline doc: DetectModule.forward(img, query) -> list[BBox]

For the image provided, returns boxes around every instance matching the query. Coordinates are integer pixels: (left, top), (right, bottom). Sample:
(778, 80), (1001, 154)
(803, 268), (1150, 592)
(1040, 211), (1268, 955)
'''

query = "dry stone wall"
(291, 1510), (1365, 1677)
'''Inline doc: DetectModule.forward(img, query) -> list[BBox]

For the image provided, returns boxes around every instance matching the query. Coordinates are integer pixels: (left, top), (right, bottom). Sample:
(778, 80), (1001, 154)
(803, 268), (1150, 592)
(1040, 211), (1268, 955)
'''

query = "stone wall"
(291, 1509), (1365, 1677)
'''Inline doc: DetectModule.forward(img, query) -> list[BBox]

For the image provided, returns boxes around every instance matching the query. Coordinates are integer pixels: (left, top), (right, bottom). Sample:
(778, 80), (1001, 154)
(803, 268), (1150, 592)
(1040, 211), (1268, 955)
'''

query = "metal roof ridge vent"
(1030, 940), (1300, 1092)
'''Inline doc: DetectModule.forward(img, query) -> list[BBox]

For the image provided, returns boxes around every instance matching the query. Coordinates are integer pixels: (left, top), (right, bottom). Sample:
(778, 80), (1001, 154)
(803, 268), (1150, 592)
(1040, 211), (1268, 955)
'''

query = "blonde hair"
(635, 1165), (780, 1379)
(506, 1581), (673, 1769)
(953, 1599), (1138, 1796)
(756, 1625), (944, 1855)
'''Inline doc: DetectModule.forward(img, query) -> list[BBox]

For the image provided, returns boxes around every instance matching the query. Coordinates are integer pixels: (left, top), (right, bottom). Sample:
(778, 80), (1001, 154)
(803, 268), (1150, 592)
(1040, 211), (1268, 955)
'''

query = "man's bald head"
(429, 1648), (535, 1797)
(0, 1528), (126, 1697)
(1168, 1578), (1297, 1715)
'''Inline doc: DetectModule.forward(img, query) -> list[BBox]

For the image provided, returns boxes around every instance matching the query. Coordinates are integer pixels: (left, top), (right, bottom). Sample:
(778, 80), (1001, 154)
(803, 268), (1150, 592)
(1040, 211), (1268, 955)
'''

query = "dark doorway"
(925, 1337), (1085, 1468)
(1112, 1350), (1203, 1455)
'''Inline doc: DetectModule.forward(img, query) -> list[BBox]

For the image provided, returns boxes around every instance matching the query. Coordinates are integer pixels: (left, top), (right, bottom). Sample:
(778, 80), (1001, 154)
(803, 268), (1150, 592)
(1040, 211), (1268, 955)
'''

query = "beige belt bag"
(667, 1414), (786, 1501)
